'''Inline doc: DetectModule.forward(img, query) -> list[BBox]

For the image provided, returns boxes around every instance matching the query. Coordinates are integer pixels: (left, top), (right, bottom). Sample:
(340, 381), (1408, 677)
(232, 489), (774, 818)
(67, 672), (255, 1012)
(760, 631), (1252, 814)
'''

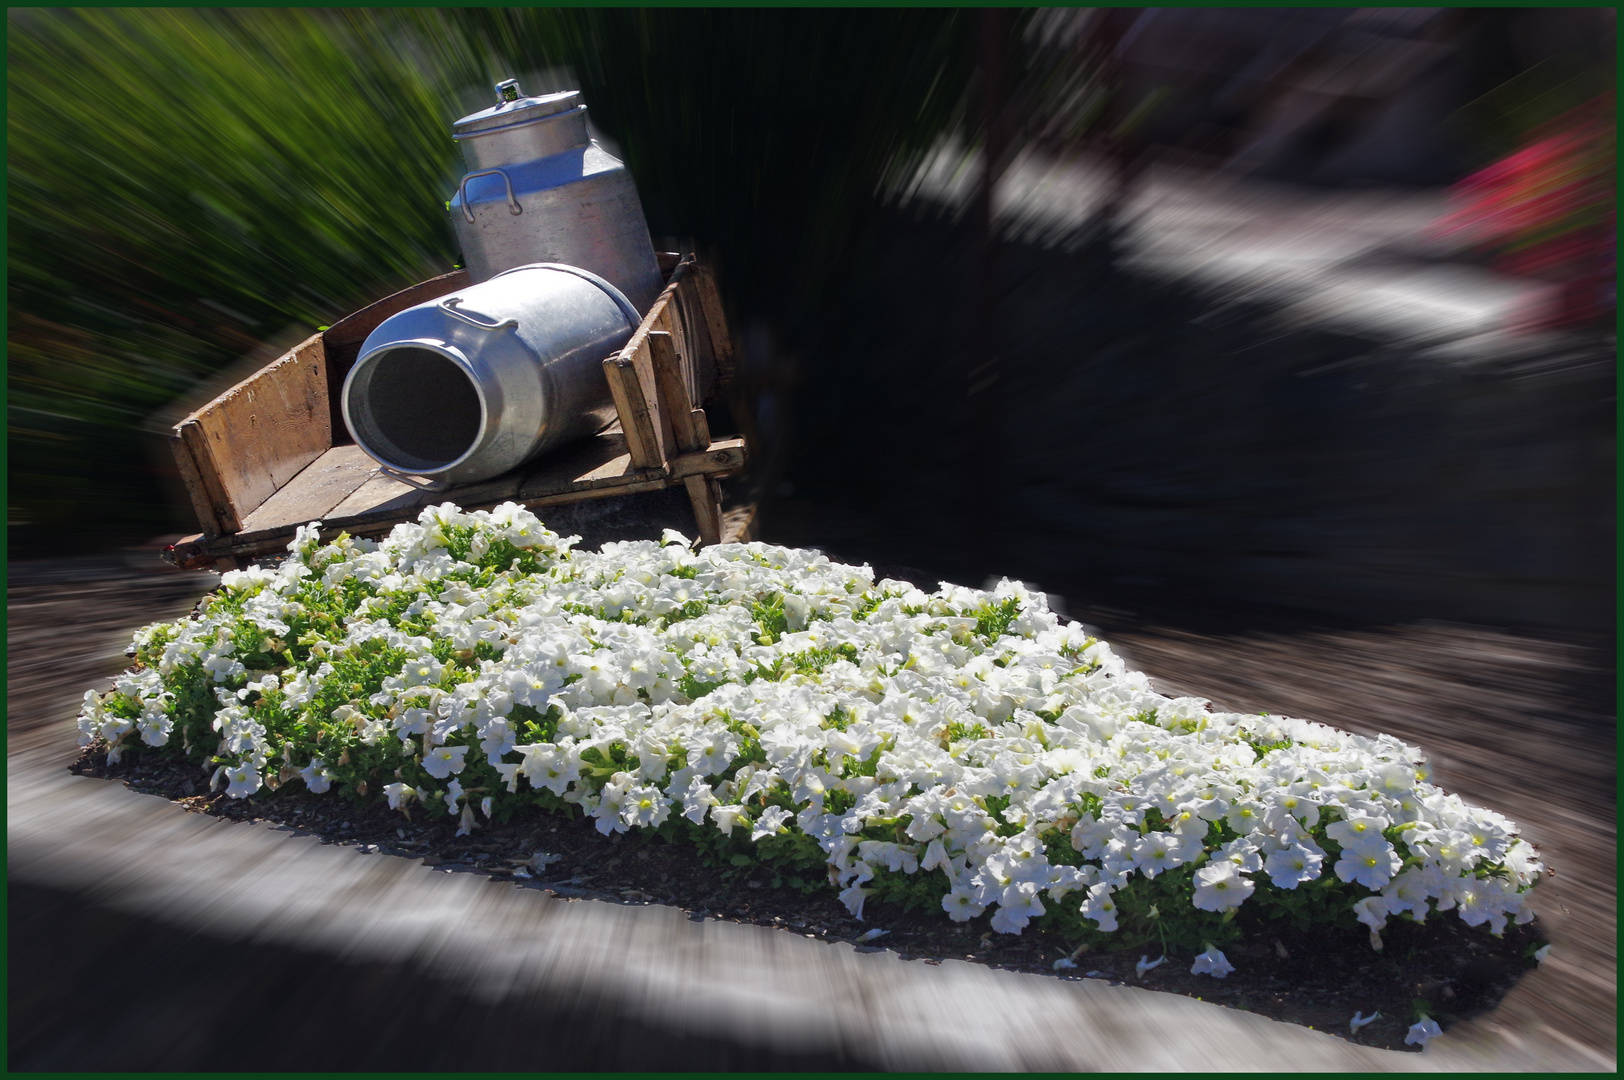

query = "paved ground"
(8, 555), (1613, 1071)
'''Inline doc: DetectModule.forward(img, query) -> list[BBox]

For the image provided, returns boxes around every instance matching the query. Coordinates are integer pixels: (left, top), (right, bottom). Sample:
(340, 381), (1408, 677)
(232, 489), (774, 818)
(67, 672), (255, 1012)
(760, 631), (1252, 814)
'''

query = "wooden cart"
(165, 252), (749, 571)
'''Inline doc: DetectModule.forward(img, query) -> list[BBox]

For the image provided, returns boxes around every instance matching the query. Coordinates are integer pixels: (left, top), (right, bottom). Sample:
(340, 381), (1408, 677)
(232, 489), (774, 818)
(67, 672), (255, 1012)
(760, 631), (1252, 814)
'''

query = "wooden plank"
(320, 269), (469, 440)
(515, 430), (668, 500)
(521, 476), (674, 509)
(683, 474), (723, 546)
(649, 330), (702, 452)
(666, 269), (714, 404)
(720, 503), (758, 545)
(689, 408), (712, 449)
(169, 430), (227, 536)
(668, 439), (747, 480)
(235, 444), (382, 537)
(179, 332), (331, 530)
(609, 256), (694, 456)
(176, 421), (242, 534)
(602, 355), (662, 469)
(326, 473), (428, 524)
(692, 262), (737, 390)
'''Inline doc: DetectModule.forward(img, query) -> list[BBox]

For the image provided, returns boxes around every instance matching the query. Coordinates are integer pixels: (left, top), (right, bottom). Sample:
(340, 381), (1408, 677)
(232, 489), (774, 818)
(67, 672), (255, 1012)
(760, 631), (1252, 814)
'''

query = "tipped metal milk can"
(449, 79), (664, 314)
(341, 263), (640, 484)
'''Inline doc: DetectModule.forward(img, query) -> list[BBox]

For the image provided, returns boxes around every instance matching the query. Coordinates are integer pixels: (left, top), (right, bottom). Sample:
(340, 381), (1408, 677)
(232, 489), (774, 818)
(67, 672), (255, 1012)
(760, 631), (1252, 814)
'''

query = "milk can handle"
(437, 296), (518, 330)
(458, 168), (522, 223)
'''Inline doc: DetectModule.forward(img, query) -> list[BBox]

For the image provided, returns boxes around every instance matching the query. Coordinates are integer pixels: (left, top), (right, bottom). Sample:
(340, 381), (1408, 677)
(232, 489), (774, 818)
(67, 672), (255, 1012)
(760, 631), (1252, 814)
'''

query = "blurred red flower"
(1432, 94), (1615, 330)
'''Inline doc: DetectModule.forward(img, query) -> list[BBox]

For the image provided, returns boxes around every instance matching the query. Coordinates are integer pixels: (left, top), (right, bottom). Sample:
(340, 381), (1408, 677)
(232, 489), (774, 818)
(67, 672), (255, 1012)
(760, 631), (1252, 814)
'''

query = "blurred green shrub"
(7, 9), (967, 552)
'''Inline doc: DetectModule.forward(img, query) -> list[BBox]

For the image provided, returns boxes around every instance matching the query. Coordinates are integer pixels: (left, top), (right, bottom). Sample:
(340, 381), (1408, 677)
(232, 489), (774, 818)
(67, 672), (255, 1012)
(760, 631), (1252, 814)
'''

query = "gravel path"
(7, 553), (1613, 1070)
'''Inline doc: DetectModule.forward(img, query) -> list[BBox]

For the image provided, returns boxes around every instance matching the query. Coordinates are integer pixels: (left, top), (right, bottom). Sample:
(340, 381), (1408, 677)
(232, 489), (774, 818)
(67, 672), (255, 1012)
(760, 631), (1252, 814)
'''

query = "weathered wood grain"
(603, 355), (663, 470)
(668, 439), (746, 480)
(693, 261), (736, 390)
(649, 330), (701, 452)
(174, 332), (331, 533)
(235, 444), (380, 536)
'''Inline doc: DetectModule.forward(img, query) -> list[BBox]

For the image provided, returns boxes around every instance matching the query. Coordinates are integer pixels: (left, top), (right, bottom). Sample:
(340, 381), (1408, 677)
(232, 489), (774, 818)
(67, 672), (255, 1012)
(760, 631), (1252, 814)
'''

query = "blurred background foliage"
(7, 8), (971, 554)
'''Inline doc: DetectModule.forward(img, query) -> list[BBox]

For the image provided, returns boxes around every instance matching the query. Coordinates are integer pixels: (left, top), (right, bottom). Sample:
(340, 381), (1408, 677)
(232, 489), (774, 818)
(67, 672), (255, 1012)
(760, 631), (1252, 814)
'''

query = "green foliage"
(747, 593), (790, 645)
(972, 596), (1023, 643)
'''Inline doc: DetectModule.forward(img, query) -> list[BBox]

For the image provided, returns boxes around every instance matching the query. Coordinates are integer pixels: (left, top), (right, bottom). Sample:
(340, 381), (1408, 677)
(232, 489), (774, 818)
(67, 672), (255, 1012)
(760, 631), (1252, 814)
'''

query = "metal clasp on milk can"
(449, 79), (664, 315)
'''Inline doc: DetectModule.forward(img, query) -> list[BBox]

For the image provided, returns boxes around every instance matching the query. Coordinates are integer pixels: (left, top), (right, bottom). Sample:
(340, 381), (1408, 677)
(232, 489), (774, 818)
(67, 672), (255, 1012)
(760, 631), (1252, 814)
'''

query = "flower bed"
(81, 502), (1543, 990)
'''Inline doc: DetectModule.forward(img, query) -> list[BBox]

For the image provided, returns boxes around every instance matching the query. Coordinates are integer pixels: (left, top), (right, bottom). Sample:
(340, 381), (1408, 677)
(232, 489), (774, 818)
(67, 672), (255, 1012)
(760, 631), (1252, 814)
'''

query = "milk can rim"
(453, 89), (582, 136)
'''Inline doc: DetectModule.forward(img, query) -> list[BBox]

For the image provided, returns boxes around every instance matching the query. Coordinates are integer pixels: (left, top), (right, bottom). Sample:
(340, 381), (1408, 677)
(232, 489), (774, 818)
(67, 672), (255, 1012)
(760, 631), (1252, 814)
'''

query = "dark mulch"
(71, 738), (1543, 1054)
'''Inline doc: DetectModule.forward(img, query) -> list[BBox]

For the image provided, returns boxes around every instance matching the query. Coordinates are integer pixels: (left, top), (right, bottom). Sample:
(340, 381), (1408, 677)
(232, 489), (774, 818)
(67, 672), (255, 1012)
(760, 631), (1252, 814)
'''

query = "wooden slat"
(326, 473), (429, 523)
(517, 433), (635, 497)
(169, 430), (227, 536)
(606, 256), (696, 462)
(522, 476), (673, 509)
(720, 503), (758, 545)
(671, 272), (712, 404)
(602, 356), (662, 469)
(176, 332), (331, 532)
(668, 439), (746, 480)
(649, 330), (702, 452)
(235, 444), (381, 536)
(684, 474), (723, 546)
(693, 262), (737, 389)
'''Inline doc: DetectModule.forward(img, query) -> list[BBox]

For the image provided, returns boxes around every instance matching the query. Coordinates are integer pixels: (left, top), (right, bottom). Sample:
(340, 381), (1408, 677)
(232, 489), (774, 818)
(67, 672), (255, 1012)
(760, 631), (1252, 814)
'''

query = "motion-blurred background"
(9, 8), (1616, 632)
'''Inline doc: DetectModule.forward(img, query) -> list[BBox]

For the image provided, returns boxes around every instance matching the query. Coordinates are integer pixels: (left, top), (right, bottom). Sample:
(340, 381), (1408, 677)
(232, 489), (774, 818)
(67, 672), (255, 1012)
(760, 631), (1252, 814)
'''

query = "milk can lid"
(453, 80), (582, 138)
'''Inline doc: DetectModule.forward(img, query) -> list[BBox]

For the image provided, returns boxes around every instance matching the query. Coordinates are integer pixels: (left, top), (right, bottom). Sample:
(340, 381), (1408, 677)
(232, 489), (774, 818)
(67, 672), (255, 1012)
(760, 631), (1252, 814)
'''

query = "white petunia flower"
(1335, 843), (1403, 890)
(1350, 1010), (1381, 1034)
(1405, 1016), (1442, 1049)
(224, 762), (260, 799)
(422, 743), (470, 780)
(1135, 954), (1164, 979)
(1263, 841), (1324, 889)
(299, 758), (334, 794)
(1192, 861), (1255, 911)
(1190, 945), (1234, 979)
(1079, 882), (1119, 932)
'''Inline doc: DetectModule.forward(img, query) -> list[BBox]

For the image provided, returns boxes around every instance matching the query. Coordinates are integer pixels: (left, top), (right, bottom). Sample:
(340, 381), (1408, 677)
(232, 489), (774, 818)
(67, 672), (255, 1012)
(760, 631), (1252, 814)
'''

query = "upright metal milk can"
(449, 79), (664, 314)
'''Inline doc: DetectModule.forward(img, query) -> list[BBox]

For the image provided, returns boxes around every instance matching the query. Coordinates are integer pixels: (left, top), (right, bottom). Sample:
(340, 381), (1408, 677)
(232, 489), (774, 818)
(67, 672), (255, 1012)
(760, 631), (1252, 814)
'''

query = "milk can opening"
(345, 345), (485, 474)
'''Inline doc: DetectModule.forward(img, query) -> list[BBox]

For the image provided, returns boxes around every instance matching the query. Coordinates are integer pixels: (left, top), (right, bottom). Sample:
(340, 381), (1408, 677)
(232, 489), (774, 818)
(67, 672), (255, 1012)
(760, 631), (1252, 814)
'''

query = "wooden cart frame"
(166, 252), (747, 570)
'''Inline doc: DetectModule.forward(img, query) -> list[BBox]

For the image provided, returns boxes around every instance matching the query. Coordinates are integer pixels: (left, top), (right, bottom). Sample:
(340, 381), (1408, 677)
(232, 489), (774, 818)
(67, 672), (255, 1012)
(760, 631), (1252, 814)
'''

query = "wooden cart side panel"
(178, 332), (331, 531)
(169, 427), (228, 536)
(320, 268), (470, 440)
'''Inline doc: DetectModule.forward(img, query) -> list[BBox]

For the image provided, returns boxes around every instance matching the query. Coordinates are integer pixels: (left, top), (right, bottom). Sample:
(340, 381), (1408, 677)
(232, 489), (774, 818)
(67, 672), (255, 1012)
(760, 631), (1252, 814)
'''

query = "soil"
(69, 731), (1543, 1055)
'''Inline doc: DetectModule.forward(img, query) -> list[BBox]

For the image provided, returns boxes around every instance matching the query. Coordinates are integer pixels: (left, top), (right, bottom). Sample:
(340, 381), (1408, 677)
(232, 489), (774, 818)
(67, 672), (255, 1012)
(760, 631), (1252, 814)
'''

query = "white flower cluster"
(81, 502), (1542, 951)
